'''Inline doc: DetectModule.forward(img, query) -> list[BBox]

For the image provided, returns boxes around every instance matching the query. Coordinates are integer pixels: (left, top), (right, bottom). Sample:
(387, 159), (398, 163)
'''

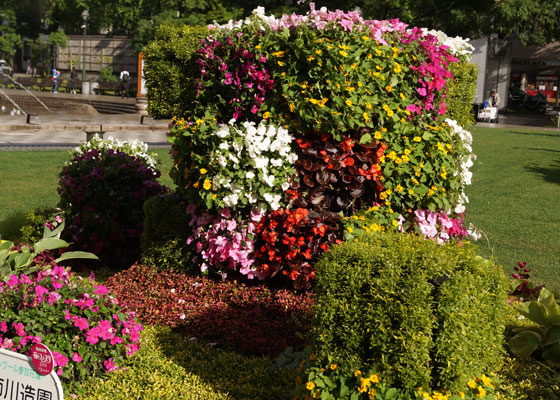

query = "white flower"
(467, 223), (482, 241)
(282, 182), (290, 191)
(263, 173), (275, 187)
(219, 142), (229, 151)
(179, 314), (186, 320)
(215, 126), (230, 138)
(246, 171), (255, 180)
(245, 192), (258, 204)
(170, 288), (176, 293)
(254, 156), (269, 169)
(270, 158), (283, 167)
(223, 193), (239, 207)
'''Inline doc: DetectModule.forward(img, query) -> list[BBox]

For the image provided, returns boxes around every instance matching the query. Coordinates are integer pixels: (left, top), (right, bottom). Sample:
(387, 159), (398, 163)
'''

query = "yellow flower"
(358, 377), (370, 393)
(193, 182), (200, 189)
(467, 380), (477, 389)
(196, 119), (203, 126)
(289, 103), (295, 112)
(200, 168), (207, 175)
(212, 193), (217, 199)
(347, 227), (353, 233)
(367, 53), (373, 59)
(458, 391), (465, 399)
(413, 136), (422, 142)
(278, 61), (285, 66)
(477, 386), (486, 397)
(368, 389), (376, 399)
(263, 111), (270, 119)
(330, 363), (338, 371)
(385, 85), (392, 92)
(379, 192), (388, 200)
(374, 131), (382, 140)
(395, 157), (402, 164)
(412, 178), (419, 184)
(306, 382), (316, 391)
(363, 112), (370, 122)
(404, 149), (411, 155)
(394, 62), (402, 73)
(401, 155), (409, 162)
(375, 49), (382, 56)
(339, 50), (348, 57)
(481, 375), (494, 388)
(369, 374), (380, 383)
(315, 49), (322, 55)
(203, 179), (212, 190)
(362, 35), (370, 41)
(392, 219), (399, 227)
(346, 99), (352, 106)
(396, 184), (404, 192)
(408, 189), (414, 195)
(354, 370), (362, 377)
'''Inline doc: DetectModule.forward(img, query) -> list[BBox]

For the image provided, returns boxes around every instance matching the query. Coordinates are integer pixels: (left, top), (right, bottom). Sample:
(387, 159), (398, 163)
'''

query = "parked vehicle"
(0, 59), (11, 75)
(509, 84), (548, 113)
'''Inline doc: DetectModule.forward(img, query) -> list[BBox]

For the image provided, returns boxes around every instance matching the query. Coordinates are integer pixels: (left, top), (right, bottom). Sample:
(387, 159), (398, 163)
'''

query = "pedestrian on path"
(119, 66), (130, 99)
(52, 68), (60, 93)
(70, 67), (79, 94)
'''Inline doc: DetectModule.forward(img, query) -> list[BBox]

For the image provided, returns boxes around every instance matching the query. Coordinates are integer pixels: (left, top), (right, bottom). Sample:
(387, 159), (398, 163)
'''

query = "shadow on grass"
(154, 327), (296, 400)
(0, 211), (27, 240)
(525, 160), (560, 185)
(508, 130), (560, 139)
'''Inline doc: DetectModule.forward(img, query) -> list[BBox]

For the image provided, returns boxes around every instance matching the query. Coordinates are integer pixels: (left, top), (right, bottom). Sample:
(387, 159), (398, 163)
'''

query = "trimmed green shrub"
(141, 195), (195, 273)
(446, 60), (478, 129)
(76, 325), (295, 400)
(143, 25), (208, 119)
(311, 231), (508, 392)
(11, 206), (57, 244)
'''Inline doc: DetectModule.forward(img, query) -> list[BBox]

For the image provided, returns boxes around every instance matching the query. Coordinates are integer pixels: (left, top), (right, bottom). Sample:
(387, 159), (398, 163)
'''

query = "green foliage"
(508, 288), (560, 364)
(141, 195), (195, 273)
(98, 64), (117, 82)
(76, 325), (295, 400)
(12, 206), (58, 244)
(446, 60), (478, 129)
(143, 24), (208, 119)
(0, 217), (98, 281)
(48, 29), (69, 48)
(311, 231), (508, 392)
(296, 364), (500, 400)
(0, 9), (21, 64)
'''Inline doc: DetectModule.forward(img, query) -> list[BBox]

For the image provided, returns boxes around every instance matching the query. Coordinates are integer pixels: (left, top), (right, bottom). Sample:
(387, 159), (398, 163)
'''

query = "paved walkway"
(0, 114), (171, 151)
(0, 106), (557, 151)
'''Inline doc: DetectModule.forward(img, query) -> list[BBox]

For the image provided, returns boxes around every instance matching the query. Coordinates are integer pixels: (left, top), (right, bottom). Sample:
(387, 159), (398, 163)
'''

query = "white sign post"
(0, 348), (64, 400)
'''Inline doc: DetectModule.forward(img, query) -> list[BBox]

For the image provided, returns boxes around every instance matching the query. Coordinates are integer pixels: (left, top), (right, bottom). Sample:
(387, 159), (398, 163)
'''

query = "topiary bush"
(310, 231), (508, 393)
(143, 24), (208, 119)
(57, 138), (167, 267)
(165, 6), (479, 288)
(0, 266), (142, 397)
(106, 264), (315, 357)
(141, 194), (196, 273)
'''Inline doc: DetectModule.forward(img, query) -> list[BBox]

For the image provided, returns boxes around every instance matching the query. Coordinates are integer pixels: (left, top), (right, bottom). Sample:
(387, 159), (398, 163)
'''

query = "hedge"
(311, 231), (508, 392)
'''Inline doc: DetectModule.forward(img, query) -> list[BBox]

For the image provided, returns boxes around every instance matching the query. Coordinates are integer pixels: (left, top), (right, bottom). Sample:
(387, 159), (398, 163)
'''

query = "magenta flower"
(72, 352), (82, 363)
(103, 358), (116, 372)
(94, 285), (109, 295)
(74, 318), (89, 331)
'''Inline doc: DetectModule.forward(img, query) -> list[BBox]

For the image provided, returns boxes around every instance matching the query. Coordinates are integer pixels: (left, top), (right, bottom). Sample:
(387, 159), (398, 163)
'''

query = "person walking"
(70, 67), (79, 94)
(119, 66), (130, 99)
(51, 68), (60, 93)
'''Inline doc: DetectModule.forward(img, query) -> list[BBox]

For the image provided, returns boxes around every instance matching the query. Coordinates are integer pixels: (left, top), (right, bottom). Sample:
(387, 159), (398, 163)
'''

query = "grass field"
(1, 127), (558, 291)
(465, 126), (560, 293)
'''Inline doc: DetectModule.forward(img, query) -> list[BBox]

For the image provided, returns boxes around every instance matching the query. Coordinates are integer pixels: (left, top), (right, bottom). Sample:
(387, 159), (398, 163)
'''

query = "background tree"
(0, 9), (22, 71)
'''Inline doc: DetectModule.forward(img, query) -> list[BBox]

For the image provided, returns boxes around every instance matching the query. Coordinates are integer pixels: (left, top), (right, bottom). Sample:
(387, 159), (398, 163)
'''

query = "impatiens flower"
(94, 285), (109, 295)
(103, 358), (116, 372)
(72, 352), (82, 363)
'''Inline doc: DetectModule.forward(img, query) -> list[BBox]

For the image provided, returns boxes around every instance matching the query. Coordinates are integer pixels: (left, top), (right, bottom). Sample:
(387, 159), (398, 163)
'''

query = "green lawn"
(0, 147), (175, 239)
(466, 126), (560, 293)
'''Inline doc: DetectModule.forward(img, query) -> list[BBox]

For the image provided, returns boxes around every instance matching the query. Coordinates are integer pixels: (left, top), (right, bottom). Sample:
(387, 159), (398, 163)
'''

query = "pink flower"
(6, 275), (19, 289)
(0, 321), (7, 333)
(72, 352), (82, 363)
(74, 318), (89, 331)
(417, 87), (427, 96)
(103, 358), (116, 372)
(94, 285), (108, 295)
(13, 322), (26, 337)
(52, 351), (69, 368)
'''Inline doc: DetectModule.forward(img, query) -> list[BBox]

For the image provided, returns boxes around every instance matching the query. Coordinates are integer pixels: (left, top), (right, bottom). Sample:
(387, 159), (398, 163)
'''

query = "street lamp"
(81, 9), (89, 83)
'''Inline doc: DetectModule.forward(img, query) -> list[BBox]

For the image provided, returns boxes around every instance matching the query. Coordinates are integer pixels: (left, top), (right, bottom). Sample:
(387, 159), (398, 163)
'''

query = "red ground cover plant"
(106, 264), (315, 357)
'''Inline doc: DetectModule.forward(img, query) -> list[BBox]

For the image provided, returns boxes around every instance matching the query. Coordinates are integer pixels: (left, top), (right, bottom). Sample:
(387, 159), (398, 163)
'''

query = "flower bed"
(165, 5), (478, 288)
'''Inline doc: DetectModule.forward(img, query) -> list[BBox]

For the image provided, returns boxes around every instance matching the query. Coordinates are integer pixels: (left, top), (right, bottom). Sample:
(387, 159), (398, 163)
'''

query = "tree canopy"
(1, 0), (559, 49)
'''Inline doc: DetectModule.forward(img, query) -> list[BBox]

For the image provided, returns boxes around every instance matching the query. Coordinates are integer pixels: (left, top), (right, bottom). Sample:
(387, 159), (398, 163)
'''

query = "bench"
(26, 113), (39, 124)
(84, 125), (106, 141)
(93, 82), (120, 95)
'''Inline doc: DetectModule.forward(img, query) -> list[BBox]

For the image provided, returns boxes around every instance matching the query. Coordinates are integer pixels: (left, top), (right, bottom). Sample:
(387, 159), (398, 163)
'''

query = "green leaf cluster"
(311, 231), (508, 392)
(140, 194), (196, 274)
(509, 288), (560, 365)
(143, 25), (208, 119)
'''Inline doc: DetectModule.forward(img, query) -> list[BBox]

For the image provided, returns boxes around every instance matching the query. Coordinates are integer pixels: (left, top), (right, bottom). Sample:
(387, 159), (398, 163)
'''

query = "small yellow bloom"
(481, 374), (494, 388)
(339, 50), (348, 57)
(263, 111), (270, 119)
(346, 99), (352, 106)
(408, 189), (414, 195)
(375, 49), (382, 56)
(203, 179), (212, 190)
(404, 149), (411, 155)
(467, 380), (477, 389)
(363, 112), (370, 121)
(392, 219), (399, 227)
(193, 182), (200, 189)
(458, 391), (465, 399)
(289, 103), (295, 112)
(315, 49), (322, 55)
(368, 388), (376, 399)
(396, 184), (404, 192)
(477, 386), (487, 397)
(306, 381), (316, 391)
(330, 363), (338, 371)
(347, 227), (353, 233)
(199, 168), (207, 175)
(278, 61), (284, 66)
(394, 62), (402, 73)
(307, 55), (315, 62)
(362, 35), (370, 41)
(385, 85), (392, 92)
(369, 374), (380, 383)
(196, 119), (203, 126)
(374, 131), (382, 140)
(413, 136), (422, 142)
